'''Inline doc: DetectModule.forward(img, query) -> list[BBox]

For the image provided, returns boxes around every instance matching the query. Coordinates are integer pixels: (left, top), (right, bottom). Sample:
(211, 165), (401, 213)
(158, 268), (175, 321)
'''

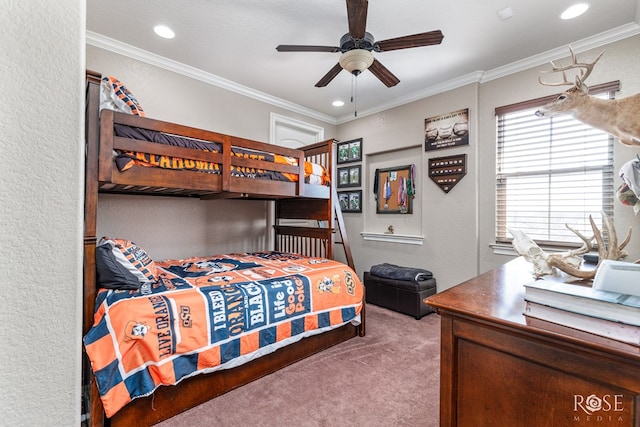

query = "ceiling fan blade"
(276, 45), (340, 53)
(346, 0), (368, 39)
(368, 59), (400, 87)
(375, 30), (444, 52)
(315, 63), (344, 87)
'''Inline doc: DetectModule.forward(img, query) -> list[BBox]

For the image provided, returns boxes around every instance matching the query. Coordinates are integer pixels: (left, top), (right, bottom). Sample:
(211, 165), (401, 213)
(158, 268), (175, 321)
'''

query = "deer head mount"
(535, 47), (640, 147)
(510, 211), (632, 279)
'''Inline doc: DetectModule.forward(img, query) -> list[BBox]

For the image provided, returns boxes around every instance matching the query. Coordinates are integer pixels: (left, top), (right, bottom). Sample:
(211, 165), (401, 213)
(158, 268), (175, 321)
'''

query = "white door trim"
(269, 112), (325, 144)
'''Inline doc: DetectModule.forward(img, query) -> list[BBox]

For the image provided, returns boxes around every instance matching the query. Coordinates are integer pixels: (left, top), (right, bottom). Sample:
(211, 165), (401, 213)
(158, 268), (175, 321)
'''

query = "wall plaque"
(428, 154), (466, 193)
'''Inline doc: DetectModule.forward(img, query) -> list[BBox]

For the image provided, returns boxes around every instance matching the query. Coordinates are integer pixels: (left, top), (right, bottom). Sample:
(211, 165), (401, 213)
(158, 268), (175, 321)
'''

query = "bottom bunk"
(83, 242), (364, 426)
(91, 321), (359, 426)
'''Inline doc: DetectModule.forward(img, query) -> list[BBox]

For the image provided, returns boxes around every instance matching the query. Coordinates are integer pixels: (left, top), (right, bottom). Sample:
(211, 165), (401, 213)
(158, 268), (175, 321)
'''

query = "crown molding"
(88, 21), (640, 126)
(86, 31), (337, 125)
(335, 71), (484, 124)
(481, 22), (640, 83)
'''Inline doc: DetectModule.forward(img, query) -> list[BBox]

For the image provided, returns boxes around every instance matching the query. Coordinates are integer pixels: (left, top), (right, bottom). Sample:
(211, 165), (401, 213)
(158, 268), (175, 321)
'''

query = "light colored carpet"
(157, 304), (441, 427)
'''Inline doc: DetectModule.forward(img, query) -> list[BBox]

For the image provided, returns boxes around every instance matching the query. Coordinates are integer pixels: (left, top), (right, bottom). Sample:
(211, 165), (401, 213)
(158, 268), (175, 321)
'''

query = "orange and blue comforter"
(83, 251), (363, 417)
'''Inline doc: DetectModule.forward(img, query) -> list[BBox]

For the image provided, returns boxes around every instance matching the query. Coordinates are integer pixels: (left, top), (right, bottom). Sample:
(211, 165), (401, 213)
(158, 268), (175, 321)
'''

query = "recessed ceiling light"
(561, 3), (590, 20)
(332, 100), (345, 107)
(153, 25), (175, 39)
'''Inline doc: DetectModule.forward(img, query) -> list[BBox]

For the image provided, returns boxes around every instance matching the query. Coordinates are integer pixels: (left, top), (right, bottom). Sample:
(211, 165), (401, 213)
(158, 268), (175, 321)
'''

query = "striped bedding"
(83, 251), (363, 417)
(113, 124), (330, 185)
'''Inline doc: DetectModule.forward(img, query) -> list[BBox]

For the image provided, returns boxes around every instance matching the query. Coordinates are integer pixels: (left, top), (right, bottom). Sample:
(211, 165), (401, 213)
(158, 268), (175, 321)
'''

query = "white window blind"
(495, 82), (618, 246)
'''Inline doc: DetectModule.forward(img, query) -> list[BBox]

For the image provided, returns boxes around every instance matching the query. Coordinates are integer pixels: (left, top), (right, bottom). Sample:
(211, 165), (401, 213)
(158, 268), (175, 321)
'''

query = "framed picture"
(424, 108), (469, 151)
(337, 138), (362, 164)
(375, 165), (414, 214)
(337, 165), (361, 188)
(338, 190), (362, 213)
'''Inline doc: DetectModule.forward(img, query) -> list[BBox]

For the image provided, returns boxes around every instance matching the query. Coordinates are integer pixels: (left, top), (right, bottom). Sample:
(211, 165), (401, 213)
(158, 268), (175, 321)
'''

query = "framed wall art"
(337, 138), (362, 164)
(338, 190), (362, 213)
(424, 108), (469, 151)
(375, 165), (414, 214)
(337, 165), (361, 188)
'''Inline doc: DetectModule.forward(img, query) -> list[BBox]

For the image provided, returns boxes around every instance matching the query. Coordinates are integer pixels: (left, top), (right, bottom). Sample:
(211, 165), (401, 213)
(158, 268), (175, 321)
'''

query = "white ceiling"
(86, 0), (640, 123)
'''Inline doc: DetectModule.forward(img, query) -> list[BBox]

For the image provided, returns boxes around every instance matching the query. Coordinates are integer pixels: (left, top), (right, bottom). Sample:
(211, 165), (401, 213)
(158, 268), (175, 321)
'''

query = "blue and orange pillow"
(96, 237), (157, 290)
(100, 76), (145, 116)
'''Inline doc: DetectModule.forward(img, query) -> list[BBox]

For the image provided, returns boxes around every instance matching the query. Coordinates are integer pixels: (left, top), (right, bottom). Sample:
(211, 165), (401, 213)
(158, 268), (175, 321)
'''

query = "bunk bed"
(83, 71), (363, 426)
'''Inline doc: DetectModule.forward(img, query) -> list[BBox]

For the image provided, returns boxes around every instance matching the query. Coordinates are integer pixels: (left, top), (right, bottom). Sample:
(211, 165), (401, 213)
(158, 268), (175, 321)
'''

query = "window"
(495, 82), (618, 247)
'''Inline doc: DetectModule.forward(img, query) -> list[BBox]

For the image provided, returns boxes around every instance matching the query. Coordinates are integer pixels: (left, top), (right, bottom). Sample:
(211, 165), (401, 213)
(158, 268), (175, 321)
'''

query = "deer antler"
(546, 212), (631, 279)
(592, 211), (631, 261)
(562, 224), (594, 258)
(512, 211), (633, 279)
(510, 224), (593, 278)
(545, 224), (594, 279)
(538, 46), (605, 88)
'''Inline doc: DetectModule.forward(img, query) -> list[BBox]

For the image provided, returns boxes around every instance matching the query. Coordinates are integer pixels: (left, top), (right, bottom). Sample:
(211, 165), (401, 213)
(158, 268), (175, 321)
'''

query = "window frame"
(494, 81), (619, 248)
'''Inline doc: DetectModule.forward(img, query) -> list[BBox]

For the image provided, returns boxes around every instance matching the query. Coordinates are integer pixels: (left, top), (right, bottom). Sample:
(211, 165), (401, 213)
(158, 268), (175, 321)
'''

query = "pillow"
(304, 161), (330, 185)
(97, 237), (158, 287)
(95, 244), (141, 290)
(100, 76), (145, 116)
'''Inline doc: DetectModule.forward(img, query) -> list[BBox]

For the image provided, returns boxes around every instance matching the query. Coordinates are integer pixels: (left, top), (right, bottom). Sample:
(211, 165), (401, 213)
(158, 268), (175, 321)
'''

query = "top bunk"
(85, 71), (333, 200)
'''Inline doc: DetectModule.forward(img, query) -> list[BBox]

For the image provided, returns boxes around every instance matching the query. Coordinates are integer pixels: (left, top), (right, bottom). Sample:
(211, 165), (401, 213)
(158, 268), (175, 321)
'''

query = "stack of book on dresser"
(523, 260), (640, 345)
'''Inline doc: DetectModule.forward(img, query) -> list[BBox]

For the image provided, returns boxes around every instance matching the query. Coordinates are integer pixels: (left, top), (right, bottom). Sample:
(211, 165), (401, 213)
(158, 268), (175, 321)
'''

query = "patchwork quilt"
(84, 251), (363, 417)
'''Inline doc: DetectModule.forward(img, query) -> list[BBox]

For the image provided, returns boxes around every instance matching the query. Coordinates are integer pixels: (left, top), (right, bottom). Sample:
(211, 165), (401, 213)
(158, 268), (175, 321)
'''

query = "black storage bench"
(364, 264), (436, 319)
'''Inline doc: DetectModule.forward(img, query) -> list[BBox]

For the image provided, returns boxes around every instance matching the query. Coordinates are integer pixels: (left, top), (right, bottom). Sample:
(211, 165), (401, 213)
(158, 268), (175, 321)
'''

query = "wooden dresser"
(425, 257), (640, 427)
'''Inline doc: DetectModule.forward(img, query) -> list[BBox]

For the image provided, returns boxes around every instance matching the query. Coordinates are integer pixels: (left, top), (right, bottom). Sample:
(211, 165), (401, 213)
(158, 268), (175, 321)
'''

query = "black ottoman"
(364, 271), (436, 319)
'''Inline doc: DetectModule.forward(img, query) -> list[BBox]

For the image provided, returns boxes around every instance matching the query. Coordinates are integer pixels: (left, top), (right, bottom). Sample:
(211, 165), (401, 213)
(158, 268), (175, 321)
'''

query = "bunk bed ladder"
(332, 186), (355, 272)
(331, 187), (364, 338)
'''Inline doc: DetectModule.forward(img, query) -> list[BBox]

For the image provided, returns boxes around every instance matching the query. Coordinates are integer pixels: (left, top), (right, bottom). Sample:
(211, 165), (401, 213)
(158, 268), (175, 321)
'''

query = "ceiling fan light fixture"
(339, 49), (374, 75)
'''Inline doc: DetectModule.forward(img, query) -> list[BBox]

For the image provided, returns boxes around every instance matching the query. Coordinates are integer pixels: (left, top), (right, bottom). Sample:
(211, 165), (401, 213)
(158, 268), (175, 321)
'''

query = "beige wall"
(1, 1), (84, 425)
(96, 195), (272, 260)
(337, 84), (480, 289)
(339, 35), (640, 290)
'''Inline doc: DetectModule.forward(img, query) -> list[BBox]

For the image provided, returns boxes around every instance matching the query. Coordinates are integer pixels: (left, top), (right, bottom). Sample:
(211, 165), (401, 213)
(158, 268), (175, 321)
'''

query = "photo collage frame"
(336, 138), (362, 213)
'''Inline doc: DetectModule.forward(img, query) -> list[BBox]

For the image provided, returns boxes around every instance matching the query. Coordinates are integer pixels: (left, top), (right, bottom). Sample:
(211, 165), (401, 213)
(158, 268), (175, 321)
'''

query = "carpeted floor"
(157, 304), (441, 427)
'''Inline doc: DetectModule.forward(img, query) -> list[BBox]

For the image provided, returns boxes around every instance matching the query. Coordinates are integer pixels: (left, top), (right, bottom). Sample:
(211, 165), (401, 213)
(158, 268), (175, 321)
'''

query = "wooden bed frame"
(83, 71), (363, 426)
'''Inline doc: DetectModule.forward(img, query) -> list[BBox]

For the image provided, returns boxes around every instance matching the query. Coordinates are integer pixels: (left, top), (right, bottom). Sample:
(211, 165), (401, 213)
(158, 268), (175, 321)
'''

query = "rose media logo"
(573, 394), (624, 423)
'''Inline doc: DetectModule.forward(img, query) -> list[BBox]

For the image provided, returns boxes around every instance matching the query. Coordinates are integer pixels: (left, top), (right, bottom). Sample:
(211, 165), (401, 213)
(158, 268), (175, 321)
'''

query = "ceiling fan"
(276, 0), (444, 88)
